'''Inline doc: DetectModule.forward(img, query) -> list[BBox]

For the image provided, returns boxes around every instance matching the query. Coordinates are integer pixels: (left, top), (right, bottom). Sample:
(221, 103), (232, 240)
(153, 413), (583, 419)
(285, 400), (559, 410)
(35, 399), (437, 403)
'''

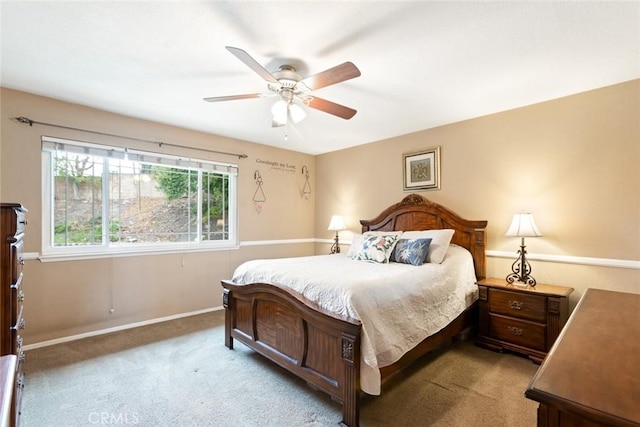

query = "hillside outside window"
(41, 136), (238, 260)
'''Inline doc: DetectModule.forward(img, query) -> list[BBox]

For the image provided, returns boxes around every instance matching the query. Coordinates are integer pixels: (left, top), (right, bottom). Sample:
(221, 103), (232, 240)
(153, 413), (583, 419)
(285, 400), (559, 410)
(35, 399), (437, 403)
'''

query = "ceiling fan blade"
(304, 96), (357, 120)
(298, 62), (361, 91)
(203, 93), (265, 102)
(226, 46), (279, 84)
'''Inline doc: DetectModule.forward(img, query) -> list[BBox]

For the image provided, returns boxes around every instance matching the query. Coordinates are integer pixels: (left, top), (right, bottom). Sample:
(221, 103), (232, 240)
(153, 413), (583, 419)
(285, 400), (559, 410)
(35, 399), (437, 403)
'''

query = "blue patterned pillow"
(390, 238), (433, 266)
(352, 233), (400, 264)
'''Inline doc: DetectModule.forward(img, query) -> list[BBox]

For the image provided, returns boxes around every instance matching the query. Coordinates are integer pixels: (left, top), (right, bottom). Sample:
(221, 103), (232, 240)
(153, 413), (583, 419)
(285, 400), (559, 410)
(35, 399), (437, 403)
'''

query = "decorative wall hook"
(253, 170), (266, 213)
(302, 165), (311, 199)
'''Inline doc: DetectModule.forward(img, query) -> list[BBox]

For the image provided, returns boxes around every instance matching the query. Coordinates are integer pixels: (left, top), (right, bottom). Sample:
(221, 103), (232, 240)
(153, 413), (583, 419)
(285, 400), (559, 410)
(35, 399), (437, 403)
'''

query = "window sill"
(38, 242), (239, 262)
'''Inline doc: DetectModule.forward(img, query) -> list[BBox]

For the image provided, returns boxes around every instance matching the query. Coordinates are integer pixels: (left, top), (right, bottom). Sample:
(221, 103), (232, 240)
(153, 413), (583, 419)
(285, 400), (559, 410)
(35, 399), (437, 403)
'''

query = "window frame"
(41, 136), (239, 261)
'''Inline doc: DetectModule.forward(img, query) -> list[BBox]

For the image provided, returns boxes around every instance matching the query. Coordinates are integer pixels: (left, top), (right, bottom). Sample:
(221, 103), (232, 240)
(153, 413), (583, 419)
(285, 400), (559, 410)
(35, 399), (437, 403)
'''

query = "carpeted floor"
(22, 310), (539, 426)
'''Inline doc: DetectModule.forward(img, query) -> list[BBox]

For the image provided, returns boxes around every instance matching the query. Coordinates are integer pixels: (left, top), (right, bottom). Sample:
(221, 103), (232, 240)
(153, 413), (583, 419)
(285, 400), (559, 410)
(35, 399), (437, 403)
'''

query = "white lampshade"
(271, 100), (288, 125)
(272, 100), (306, 126)
(327, 215), (347, 231)
(289, 103), (306, 123)
(506, 213), (542, 237)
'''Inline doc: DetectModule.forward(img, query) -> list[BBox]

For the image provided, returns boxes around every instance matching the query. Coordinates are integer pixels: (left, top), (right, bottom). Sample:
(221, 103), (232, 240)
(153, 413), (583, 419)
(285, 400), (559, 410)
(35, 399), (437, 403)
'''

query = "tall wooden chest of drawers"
(1, 203), (27, 427)
(476, 277), (573, 364)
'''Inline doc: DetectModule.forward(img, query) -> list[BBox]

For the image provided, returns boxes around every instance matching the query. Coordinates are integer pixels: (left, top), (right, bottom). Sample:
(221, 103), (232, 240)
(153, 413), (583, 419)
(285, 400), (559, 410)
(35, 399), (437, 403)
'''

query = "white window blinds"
(42, 136), (238, 175)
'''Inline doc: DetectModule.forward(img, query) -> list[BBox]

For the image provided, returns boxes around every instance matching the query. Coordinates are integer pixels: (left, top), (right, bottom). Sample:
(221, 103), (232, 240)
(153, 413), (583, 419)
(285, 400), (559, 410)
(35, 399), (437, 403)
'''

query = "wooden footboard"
(221, 280), (362, 427)
(221, 279), (478, 427)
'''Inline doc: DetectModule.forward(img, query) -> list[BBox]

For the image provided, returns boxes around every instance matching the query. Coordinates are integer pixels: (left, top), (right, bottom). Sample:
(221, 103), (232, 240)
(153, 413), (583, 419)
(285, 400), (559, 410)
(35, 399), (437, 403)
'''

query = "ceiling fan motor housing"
(269, 65), (310, 100)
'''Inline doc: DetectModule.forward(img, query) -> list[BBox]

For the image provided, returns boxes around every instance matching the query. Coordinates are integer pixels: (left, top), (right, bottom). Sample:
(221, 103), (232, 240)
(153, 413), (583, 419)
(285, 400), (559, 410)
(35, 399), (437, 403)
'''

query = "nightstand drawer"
(489, 288), (546, 322)
(489, 314), (546, 351)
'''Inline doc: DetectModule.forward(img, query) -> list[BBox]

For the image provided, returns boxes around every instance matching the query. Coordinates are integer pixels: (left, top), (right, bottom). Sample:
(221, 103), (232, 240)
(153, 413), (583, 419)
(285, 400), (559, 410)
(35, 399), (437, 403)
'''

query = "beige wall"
(1, 88), (315, 344)
(2, 80), (639, 345)
(316, 79), (640, 307)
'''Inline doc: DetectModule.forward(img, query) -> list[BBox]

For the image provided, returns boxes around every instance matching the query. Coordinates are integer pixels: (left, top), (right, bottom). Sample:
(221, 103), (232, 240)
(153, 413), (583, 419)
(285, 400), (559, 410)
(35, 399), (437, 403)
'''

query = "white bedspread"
(231, 244), (479, 395)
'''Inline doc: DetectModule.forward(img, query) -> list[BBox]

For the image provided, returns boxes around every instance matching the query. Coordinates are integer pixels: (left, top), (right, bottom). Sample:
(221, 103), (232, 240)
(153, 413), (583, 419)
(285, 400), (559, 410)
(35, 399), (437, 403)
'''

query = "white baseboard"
(23, 306), (224, 351)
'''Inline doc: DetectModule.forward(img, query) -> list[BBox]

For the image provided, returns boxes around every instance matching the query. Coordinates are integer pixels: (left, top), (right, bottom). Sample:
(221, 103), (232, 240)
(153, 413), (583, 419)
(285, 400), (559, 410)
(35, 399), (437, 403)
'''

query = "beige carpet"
(22, 310), (539, 426)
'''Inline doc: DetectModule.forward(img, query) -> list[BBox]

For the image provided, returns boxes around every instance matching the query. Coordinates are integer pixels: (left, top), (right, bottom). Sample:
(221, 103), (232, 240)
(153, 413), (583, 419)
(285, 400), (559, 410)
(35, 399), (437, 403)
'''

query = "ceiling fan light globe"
(289, 103), (306, 123)
(271, 100), (288, 125)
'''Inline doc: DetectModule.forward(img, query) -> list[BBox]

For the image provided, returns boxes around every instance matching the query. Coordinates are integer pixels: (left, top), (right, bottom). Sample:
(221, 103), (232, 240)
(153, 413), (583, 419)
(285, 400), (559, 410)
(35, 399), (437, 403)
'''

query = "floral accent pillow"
(352, 232), (401, 264)
(390, 238), (433, 266)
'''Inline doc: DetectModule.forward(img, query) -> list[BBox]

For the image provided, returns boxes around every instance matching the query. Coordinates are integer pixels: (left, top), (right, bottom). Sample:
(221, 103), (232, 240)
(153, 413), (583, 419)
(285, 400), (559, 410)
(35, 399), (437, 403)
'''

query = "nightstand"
(476, 277), (573, 364)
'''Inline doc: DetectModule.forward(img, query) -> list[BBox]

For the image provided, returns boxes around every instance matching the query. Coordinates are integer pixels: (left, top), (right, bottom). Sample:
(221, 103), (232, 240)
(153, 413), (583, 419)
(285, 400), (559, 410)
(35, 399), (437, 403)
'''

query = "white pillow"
(401, 229), (455, 264)
(346, 234), (364, 257)
(351, 231), (402, 264)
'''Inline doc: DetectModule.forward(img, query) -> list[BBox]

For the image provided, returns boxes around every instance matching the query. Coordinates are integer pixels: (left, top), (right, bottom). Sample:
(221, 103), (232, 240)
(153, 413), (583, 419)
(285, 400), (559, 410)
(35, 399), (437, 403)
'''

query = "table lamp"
(505, 213), (541, 287)
(327, 215), (347, 254)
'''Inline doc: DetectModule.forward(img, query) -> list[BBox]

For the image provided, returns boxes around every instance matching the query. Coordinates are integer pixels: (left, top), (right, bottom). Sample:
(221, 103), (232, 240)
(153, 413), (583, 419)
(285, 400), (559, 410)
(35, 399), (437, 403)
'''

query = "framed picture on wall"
(403, 146), (441, 191)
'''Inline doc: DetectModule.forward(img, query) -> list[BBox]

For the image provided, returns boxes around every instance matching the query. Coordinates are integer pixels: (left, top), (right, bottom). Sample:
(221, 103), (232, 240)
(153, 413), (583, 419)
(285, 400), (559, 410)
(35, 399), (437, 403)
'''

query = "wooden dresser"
(476, 277), (573, 363)
(0, 203), (27, 427)
(526, 288), (640, 427)
(1, 355), (17, 427)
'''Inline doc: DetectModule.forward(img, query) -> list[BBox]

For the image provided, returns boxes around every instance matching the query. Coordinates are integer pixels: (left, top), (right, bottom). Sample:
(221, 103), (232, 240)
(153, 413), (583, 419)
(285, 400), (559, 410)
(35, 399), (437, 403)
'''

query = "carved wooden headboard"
(360, 194), (488, 280)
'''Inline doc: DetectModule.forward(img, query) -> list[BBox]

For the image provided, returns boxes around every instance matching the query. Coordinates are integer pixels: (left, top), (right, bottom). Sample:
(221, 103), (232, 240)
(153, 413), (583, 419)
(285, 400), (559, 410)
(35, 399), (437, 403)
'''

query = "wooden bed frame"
(221, 194), (487, 426)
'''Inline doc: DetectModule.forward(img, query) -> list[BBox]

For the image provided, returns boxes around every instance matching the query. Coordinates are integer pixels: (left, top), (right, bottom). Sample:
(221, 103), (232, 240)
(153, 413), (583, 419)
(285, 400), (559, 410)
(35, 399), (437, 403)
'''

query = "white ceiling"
(1, 1), (639, 155)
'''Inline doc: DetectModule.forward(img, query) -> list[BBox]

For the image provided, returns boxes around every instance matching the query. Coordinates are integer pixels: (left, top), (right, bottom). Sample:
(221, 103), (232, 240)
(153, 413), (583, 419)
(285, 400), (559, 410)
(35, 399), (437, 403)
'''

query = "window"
(42, 137), (238, 258)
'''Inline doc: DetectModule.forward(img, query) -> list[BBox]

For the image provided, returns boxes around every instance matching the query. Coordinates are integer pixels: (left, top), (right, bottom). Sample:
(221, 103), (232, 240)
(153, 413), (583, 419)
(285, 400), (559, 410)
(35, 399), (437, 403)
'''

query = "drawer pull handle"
(509, 300), (523, 310)
(18, 290), (25, 302)
(19, 351), (25, 363)
(507, 326), (523, 336)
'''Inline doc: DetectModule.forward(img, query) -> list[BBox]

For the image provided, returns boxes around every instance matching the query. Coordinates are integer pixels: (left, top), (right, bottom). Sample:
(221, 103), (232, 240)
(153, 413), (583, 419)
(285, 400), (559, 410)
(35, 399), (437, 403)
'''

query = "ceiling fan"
(204, 47), (361, 127)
